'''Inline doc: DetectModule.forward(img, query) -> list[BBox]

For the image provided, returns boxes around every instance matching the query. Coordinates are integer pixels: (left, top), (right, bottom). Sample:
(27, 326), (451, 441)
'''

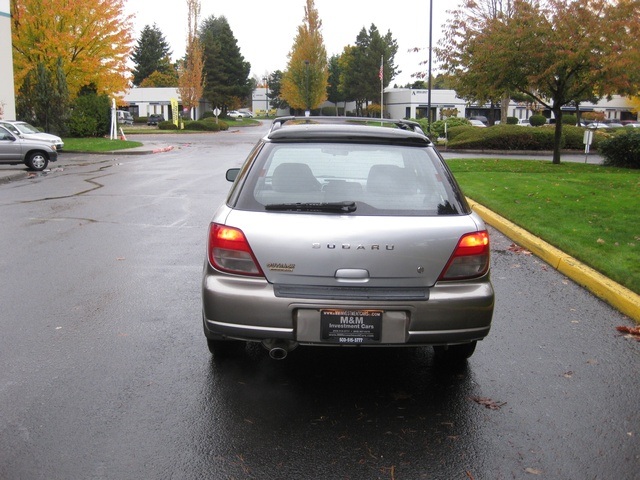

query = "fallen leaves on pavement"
(508, 243), (531, 255)
(470, 396), (507, 410)
(616, 325), (640, 341)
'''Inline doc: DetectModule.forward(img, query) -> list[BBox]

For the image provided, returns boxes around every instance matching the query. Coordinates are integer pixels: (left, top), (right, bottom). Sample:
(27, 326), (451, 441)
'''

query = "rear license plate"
(320, 309), (382, 344)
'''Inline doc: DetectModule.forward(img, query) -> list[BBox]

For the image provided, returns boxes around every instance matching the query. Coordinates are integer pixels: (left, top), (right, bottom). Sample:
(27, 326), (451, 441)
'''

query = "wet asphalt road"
(0, 126), (638, 479)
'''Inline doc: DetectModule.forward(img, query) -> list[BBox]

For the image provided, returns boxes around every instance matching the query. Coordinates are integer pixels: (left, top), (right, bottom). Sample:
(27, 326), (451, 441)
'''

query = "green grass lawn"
(63, 137), (143, 152)
(446, 159), (640, 294)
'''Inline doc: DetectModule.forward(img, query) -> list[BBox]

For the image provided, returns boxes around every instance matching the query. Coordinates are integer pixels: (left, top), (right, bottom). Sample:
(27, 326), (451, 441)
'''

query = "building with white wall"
(121, 86), (637, 123)
(122, 87), (182, 120)
(0, 0), (16, 120)
(384, 88), (637, 123)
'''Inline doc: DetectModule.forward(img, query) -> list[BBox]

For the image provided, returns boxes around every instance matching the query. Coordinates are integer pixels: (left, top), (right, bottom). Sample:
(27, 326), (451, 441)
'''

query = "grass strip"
(63, 138), (143, 152)
(446, 159), (640, 294)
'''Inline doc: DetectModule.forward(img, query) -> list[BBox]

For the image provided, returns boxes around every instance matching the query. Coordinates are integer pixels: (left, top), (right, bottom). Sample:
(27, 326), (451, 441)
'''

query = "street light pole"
(427, 0), (433, 134)
(263, 76), (269, 117)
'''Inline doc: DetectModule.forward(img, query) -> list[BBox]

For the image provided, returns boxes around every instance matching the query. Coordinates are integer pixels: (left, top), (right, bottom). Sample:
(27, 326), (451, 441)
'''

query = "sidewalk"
(1, 145), (637, 322)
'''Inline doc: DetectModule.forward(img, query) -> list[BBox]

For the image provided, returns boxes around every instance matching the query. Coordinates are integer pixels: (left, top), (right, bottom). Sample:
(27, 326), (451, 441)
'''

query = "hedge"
(445, 124), (609, 151)
(599, 129), (640, 168)
(158, 119), (229, 131)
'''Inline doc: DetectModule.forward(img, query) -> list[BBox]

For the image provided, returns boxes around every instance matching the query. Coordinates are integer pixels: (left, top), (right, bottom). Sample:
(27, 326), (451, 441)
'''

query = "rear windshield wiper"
(265, 201), (357, 213)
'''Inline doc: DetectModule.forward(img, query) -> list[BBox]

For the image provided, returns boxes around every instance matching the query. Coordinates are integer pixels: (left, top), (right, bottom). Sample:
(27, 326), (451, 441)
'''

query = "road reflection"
(193, 345), (484, 478)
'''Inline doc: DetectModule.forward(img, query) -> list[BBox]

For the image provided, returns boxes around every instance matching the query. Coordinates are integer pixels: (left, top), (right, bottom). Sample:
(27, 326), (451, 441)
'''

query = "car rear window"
(233, 143), (467, 216)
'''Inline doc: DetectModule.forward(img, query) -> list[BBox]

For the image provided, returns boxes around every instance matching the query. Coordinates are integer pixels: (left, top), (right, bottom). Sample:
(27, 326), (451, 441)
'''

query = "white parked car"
(517, 119), (531, 126)
(228, 110), (249, 119)
(469, 119), (486, 127)
(586, 122), (610, 129)
(0, 120), (64, 151)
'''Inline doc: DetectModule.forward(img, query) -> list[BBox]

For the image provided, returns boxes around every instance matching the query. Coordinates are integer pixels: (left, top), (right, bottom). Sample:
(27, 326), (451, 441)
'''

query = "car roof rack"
(269, 116), (427, 136)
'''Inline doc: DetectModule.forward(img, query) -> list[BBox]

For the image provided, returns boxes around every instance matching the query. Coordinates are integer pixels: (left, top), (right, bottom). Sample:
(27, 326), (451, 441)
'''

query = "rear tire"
(26, 152), (49, 171)
(433, 341), (477, 362)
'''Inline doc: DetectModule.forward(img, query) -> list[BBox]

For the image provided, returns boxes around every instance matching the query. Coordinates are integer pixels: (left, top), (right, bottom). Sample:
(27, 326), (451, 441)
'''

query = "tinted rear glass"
(233, 143), (467, 216)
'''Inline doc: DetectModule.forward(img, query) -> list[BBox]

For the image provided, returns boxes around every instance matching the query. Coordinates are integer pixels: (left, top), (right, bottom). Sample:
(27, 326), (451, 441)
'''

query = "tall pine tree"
(131, 24), (173, 87)
(200, 16), (251, 114)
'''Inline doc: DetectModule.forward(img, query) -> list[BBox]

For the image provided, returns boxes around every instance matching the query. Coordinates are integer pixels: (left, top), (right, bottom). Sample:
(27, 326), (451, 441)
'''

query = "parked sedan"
(202, 117), (494, 362)
(147, 114), (165, 125)
(0, 120), (64, 151)
(0, 125), (58, 171)
(227, 110), (249, 119)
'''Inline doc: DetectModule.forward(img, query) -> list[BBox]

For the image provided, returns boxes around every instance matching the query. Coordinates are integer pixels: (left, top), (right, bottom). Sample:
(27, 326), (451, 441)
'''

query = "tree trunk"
(552, 106), (563, 164)
(501, 92), (510, 123)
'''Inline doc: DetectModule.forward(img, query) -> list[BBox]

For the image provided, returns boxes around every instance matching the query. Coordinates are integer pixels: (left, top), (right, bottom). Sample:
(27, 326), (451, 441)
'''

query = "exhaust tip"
(262, 339), (298, 360)
(269, 347), (288, 360)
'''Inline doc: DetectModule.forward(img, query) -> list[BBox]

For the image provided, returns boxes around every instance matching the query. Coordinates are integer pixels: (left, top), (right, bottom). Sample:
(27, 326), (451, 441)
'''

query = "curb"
(468, 198), (640, 323)
(63, 145), (174, 155)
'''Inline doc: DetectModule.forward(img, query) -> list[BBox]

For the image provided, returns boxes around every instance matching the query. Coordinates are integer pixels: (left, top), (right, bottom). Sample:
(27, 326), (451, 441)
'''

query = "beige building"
(0, 0), (16, 120)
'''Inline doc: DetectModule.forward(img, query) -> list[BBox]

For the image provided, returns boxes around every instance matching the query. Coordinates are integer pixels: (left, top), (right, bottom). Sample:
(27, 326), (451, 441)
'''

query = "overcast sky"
(124, 0), (455, 86)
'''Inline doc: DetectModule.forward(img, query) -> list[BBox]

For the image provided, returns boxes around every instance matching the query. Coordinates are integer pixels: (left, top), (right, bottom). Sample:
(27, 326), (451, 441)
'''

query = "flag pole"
(380, 55), (384, 125)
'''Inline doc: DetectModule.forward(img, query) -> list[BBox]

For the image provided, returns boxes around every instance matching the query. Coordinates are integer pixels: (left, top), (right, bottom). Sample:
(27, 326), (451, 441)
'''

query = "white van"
(116, 110), (134, 125)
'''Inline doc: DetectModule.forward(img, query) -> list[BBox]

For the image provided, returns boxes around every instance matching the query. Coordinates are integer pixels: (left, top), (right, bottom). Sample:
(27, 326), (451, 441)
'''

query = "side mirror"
(226, 168), (240, 182)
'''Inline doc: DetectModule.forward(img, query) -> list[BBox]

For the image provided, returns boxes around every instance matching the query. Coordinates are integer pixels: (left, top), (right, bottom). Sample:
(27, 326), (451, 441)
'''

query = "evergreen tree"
(16, 58), (69, 134)
(327, 55), (346, 115)
(266, 70), (289, 111)
(339, 25), (399, 116)
(131, 24), (173, 86)
(200, 16), (251, 114)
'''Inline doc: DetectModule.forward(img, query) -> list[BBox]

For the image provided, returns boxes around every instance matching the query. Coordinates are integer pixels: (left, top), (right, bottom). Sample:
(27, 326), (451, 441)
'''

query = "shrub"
(506, 117), (519, 125)
(562, 114), (577, 125)
(68, 92), (110, 137)
(321, 106), (338, 116)
(158, 120), (178, 130)
(529, 114), (547, 127)
(599, 130), (640, 168)
(444, 123), (617, 151)
(68, 112), (98, 137)
(447, 124), (559, 150)
(428, 117), (471, 138)
(184, 120), (218, 131)
(445, 125), (475, 141)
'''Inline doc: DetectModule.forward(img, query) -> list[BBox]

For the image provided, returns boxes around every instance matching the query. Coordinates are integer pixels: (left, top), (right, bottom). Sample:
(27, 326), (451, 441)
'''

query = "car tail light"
(208, 223), (264, 276)
(439, 231), (490, 281)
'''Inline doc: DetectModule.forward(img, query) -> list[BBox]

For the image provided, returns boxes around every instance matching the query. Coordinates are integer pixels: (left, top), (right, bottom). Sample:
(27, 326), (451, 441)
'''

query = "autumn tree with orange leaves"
(281, 0), (328, 112)
(11, 0), (133, 131)
(438, 0), (640, 164)
(178, 0), (205, 120)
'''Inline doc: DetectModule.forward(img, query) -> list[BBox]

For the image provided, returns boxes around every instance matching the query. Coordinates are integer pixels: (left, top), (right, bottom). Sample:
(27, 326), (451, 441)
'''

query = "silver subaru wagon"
(202, 117), (494, 361)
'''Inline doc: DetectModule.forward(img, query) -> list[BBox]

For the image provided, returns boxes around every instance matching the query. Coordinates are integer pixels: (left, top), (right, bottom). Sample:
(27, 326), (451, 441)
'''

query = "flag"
(379, 58), (383, 81)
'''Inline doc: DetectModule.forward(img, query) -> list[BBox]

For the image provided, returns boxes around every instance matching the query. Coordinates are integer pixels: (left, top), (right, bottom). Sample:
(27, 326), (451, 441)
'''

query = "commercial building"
(119, 86), (637, 124)
(384, 89), (637, 123)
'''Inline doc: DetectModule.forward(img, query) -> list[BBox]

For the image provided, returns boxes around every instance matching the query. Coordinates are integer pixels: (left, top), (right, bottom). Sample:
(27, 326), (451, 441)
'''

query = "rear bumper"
(202, 268), (494, 347)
